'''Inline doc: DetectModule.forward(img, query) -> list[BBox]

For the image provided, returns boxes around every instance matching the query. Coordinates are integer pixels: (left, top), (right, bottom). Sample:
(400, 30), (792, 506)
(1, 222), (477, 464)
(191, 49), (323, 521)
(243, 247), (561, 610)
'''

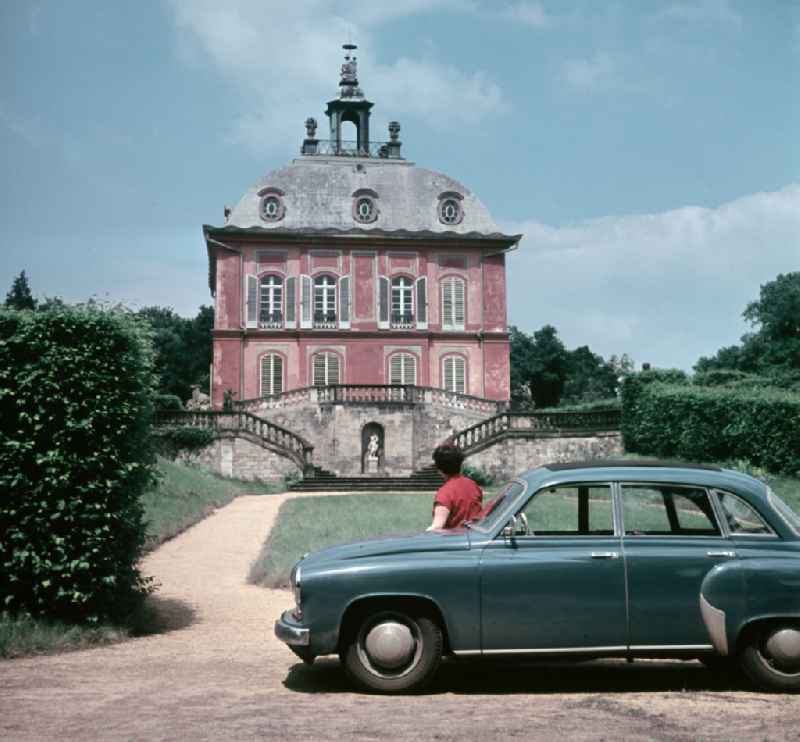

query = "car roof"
(542, 459), (721, 472)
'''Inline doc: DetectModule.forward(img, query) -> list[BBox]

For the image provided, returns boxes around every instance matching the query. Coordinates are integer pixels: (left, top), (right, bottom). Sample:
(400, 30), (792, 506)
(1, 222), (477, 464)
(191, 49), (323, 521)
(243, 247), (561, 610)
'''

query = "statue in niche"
(367, 434), (380, 461)
(361, 423), (384, 474)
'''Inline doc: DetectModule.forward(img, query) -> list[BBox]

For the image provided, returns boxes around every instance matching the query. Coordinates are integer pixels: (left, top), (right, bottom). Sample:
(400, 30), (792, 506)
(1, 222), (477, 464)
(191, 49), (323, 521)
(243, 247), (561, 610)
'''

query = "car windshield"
(468, 480), (526, 533)
(767, 487), (800, 534)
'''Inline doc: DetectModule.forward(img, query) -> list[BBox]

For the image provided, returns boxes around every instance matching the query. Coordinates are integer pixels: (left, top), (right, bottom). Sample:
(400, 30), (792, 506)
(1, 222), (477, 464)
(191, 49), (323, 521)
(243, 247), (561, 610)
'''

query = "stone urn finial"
(388, 121), (401, 142)
(305, 117), (318, 139)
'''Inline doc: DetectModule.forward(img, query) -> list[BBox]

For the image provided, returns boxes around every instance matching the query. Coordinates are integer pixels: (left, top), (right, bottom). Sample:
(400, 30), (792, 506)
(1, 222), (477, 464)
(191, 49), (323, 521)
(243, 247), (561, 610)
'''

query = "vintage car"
(275, 460), (800, 693)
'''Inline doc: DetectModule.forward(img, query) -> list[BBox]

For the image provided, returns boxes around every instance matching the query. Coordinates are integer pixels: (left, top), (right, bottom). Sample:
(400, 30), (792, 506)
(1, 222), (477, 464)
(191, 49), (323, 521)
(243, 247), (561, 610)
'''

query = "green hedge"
(153, 393), (184, 411)
(622, 375), (800, 475)
(0, 306), (157, 624)
(155, 426), (215, 459)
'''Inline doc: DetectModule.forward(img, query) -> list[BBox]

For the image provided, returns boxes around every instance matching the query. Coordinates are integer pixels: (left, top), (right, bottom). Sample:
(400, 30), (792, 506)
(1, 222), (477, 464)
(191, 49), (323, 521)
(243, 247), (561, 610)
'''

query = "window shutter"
(443, 356), (454, 391)
(300, 275), (312, 328)
(378, 276), (390, 329)
(416, 277), (427, 329)
(285, 277), (296, 328)
(442, 279), (453, 329)
(313, 354), (326, 386)
(260, 354), (283, 396)
(328, 353), (340, 384)
(273, 355), (283, 395)
(454, 356), (465, 393)
(339, 276), (350, 328)
(246, 274), (258, 328)
(453, 279), (465, 328)
(390, 355), (403, 385)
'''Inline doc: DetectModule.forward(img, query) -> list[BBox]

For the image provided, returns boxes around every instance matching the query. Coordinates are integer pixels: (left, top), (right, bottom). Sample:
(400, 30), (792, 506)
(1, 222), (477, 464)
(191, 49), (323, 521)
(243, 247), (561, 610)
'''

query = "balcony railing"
(390, 312), (414, 329)
(303, 139), (402, 159)
(313, 311), (337, 329)
(259, 311), (283, 329)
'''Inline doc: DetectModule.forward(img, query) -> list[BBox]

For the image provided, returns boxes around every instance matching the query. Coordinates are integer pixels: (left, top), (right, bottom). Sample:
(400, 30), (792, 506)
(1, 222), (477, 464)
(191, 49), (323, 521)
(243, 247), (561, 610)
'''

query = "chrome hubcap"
(765, 628), (800, 671)
(364, 621), (416, 670)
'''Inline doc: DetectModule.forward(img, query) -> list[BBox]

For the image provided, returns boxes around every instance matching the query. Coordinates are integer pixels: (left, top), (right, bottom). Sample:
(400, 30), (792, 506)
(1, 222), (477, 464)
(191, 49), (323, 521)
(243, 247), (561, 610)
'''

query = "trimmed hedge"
(153, 393), (184, 411)
(622, 375), (800, 475)
(0, 306), (157, 624)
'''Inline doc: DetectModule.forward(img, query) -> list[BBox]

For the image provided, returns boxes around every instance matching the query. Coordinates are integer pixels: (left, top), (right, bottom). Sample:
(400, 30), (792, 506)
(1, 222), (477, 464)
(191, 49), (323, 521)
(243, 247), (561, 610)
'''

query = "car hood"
(300, 529), (471, 570)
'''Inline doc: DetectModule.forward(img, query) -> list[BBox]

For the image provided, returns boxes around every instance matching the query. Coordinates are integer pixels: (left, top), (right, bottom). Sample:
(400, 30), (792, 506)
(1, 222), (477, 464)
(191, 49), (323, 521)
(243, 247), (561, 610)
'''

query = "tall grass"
(1, 457), (284, 659)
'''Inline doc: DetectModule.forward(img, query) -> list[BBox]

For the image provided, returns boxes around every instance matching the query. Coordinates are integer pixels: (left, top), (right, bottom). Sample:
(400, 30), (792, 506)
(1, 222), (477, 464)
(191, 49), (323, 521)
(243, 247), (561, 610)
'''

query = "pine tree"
(4, 270), (37, 310)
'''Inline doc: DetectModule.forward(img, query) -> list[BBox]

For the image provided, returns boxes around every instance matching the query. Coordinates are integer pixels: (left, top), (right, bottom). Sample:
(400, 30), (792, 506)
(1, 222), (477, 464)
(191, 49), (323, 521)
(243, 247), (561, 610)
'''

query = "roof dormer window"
(352, 188), (379, 224)
(259, 187), (286, 222)
(438, 191), (464, 226)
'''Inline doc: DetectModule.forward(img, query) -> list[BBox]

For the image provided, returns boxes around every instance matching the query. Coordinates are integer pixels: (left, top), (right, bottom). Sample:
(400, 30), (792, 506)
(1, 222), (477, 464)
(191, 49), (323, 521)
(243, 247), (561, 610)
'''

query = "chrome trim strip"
(699, 593), (728, 656)
(480, 646), (628, 655)
(629, 644), (714, 651)
(452, 650), (482, 656)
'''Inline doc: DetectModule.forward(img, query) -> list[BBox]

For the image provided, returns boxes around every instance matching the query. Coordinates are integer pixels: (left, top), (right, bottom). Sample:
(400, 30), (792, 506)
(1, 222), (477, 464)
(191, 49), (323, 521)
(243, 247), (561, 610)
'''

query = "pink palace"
(204, 46), (521, 409)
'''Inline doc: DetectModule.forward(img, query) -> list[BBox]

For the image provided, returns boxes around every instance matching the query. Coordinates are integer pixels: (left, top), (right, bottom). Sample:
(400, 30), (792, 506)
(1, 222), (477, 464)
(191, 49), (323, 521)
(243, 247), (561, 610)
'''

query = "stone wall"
(466, 432), (623, 482)
(176, 432), (302, 482)
(261, 398), (491, 476)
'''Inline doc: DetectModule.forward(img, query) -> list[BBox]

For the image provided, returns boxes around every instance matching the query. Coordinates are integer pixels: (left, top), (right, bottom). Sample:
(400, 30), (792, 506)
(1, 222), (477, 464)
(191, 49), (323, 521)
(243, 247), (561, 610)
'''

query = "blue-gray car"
(275, 460), (800, 693)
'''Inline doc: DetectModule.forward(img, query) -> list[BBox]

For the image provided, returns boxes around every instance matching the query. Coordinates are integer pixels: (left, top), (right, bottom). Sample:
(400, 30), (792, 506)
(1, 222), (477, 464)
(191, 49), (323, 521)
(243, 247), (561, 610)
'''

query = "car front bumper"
(275, 610), (310, 647)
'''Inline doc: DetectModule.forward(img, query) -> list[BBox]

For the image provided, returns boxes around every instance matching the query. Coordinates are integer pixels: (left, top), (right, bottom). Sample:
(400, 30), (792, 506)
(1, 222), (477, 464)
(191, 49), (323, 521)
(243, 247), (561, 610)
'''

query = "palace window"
(313, 275), (337, 327)
(313, 352), (340, 386)
(389, 353), (417, 385)
(442, 355), (466, 394)
(259, 275), (283, 328)
(260, 354), (283, 397)
(441, 276), (465, 330)
(391, 276), (414, 328)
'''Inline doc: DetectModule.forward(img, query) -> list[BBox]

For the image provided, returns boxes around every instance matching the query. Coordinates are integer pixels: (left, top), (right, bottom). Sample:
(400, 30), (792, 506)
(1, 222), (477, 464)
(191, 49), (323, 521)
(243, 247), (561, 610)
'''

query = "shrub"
(462, 464), (495, 487)
(155, 426), (215, 459)
(0, 305), (157, 624)
(153, 393), (184, 411)
(622, 376), (800, 475)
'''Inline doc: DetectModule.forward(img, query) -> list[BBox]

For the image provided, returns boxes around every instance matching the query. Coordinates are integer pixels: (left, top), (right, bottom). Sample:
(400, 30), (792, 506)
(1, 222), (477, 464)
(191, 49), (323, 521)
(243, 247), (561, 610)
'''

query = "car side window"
(715, 491), (775, 535)
(622, 485), (720, 536)
(519, 484), (614, 536)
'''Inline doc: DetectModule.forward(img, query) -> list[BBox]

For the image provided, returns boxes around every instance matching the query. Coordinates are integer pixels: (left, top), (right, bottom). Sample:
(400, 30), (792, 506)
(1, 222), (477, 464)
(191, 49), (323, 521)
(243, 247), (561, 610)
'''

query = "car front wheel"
(340, 609), (443, 693)
(739, 622), (800, 692)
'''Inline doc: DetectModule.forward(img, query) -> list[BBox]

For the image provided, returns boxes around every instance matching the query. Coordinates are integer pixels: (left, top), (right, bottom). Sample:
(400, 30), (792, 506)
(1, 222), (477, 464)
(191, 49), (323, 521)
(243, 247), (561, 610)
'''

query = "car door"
(479, 482), (628, 653)
(620, 482), (735, 649)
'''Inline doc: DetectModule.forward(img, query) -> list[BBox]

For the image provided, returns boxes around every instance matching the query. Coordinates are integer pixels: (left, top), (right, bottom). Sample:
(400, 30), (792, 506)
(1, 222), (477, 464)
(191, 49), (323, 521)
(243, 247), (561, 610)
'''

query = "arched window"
(391, 276), (414, 328)
(441, 276), (465, 330)
(442, 355), (466, 394)
(259, 275), (283, 327)
(260, 353), (283, 396)
(313, 275), (337, 327)
(313, 352), (340, 386)
(389, 353), (417, 385)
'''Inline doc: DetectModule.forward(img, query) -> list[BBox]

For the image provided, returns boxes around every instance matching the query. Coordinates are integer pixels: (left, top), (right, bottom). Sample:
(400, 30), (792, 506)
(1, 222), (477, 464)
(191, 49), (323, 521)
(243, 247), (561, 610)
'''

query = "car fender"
(701, 558), (800, 655)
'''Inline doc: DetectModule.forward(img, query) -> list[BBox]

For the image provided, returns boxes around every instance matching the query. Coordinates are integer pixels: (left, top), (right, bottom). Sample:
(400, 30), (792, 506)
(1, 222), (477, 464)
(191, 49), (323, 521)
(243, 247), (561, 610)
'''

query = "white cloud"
(504, 185), (800, 370)
(503, 2), (549, 28)
(166, 0), (507, 154)
(561, 52), (616, 92)
(657, 0), (742, 27)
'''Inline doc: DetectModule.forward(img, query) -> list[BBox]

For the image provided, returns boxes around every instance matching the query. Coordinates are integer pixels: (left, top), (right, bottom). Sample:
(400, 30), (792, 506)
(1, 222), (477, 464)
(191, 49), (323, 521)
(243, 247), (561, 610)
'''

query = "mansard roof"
(216, 157), (518, 242)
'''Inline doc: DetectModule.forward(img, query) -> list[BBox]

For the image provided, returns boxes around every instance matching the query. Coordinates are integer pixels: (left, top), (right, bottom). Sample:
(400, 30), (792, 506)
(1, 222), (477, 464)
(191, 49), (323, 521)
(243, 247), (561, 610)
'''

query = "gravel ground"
(1, 493), (798, 742)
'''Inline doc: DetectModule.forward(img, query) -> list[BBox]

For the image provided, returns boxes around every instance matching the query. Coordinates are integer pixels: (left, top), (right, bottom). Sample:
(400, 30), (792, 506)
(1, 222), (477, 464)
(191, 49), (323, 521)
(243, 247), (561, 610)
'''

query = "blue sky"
(1, 0), (798, 370)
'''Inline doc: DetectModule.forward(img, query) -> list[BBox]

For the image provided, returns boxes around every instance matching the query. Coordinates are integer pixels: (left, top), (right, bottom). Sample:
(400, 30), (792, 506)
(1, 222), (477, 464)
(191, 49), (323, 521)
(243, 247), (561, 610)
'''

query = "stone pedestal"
(366, 459), (378, 474)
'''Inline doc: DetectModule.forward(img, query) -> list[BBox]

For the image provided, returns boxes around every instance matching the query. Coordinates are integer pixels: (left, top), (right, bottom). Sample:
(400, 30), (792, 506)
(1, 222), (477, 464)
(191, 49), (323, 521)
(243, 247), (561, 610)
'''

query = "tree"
(695, 272), (800, 375)
(4, 270), (36, 310)
(137, 305), (213, 401)
(562, 345), (618, 404)
(510, 325), (569, 408)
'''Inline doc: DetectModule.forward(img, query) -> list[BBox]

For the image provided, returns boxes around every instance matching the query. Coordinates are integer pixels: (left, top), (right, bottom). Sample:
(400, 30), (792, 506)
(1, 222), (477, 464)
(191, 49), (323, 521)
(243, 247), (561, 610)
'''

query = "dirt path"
(1, 493), (798, 741)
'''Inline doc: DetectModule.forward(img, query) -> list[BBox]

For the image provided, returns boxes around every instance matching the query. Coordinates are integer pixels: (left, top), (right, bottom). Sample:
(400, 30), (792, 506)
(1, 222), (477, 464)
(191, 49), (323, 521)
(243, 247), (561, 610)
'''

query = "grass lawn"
(1, 457), (284, 660)
(249, 487), (503, 588)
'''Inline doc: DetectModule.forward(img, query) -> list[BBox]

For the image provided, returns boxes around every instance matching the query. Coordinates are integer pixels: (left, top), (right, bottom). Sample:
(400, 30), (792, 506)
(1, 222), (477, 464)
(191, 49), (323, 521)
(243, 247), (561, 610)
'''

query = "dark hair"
(432, 444), (464, 476)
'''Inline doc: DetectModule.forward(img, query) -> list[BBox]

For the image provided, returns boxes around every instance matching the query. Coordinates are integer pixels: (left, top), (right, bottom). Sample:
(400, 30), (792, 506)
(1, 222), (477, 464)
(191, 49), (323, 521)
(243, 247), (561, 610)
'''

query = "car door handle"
(591, 552), (619, 559)
(707, 551), (736, 558)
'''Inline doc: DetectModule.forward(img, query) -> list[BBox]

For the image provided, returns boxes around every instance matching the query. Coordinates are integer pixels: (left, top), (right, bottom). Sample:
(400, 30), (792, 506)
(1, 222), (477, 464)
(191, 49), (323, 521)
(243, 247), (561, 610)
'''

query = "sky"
(1, 0), (798, 371)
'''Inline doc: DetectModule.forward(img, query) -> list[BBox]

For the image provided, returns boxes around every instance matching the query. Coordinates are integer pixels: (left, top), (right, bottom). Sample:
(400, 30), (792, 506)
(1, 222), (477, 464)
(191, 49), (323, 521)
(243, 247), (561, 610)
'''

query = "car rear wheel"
(739, 622), (800, 692)
(340, 609), (442, 693)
